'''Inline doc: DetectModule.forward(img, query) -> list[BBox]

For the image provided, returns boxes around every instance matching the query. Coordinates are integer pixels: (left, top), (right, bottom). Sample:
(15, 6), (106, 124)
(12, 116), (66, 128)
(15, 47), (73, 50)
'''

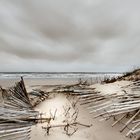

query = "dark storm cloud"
(0, 0), (140, 71)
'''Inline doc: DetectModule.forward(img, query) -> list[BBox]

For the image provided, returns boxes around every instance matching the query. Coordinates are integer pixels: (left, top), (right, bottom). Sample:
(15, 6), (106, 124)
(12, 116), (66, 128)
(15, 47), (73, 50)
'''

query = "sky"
(0, 0), (140, 72)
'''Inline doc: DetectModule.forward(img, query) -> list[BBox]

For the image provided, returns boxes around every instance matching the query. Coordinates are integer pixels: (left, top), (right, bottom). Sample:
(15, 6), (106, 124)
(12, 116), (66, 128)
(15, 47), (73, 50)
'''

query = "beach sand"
(0, 78), (130, 140)
(31, 94), (129, 140)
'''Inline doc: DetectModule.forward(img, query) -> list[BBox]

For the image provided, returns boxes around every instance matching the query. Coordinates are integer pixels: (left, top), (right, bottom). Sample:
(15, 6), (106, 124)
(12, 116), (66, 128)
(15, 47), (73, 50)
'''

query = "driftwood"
(55, 79), (140, 139)
(76, 80), (140, 139)
(41, 88), (92, 137)
(42, 104), (91, 136)
(1, 76), (139, 139)
(0, 77), (39, 140)
(120, 110), (140, 132)
(42, 122), (92, 136)
(112, 114), (127, 127)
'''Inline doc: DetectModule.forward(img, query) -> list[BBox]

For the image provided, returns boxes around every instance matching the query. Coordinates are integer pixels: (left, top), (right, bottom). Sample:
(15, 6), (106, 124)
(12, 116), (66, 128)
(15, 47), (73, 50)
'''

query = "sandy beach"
(31, 94), (129, 140)
(0, 78), (131, 140)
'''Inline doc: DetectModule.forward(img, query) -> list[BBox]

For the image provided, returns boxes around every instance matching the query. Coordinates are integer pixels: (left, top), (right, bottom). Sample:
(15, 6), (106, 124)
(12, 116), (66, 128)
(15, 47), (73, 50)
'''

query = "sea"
(0, 72), (122, 82)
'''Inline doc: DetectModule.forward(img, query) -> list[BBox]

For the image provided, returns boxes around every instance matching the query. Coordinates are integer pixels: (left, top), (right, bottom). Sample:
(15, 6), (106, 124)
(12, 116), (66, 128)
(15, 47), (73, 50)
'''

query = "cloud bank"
(0, 0), (140, 72)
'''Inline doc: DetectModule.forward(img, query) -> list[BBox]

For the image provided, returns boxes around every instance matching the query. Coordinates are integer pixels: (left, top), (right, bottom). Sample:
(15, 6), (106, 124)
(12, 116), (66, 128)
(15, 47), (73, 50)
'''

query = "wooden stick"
(120, 110), (140, 132)
(112, 114), (127, 127)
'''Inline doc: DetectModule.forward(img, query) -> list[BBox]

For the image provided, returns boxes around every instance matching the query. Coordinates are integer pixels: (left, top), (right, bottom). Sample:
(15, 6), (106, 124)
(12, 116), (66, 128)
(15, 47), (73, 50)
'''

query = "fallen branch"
(42, 122), (92, 136)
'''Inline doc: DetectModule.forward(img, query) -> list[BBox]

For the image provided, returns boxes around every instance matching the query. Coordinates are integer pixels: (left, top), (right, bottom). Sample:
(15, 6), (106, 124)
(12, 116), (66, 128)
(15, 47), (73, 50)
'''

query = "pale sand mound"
(31, 93), (129, 140)
(89, 80), (131, 95)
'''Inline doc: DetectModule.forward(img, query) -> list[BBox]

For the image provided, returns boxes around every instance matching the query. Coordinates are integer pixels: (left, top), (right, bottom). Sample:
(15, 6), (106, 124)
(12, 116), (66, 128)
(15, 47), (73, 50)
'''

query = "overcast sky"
(0, 0), (140, 72)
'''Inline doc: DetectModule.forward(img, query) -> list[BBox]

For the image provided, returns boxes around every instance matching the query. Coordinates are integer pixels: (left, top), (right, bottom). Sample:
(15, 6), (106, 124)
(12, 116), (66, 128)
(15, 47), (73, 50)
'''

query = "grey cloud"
(22, 0), (127, 41)
(0, 0), (140, 71)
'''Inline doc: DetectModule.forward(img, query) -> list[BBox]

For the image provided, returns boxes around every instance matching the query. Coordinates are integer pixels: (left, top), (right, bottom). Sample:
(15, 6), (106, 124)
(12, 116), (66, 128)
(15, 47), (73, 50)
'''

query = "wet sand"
(0, 78), (77, 88)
